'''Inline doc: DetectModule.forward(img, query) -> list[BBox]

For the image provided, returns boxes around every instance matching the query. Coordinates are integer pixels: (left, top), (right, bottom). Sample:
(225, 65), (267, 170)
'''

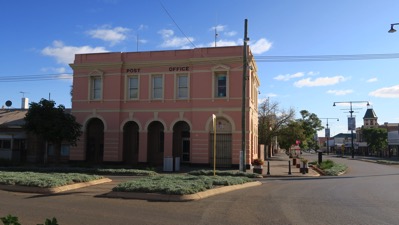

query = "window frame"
(90, 76), (102, 100)
(176, 74), (189, 99)
(151, 75), (164, 100)
(215, 72), (227, 98)
(127, 75), (139, 100)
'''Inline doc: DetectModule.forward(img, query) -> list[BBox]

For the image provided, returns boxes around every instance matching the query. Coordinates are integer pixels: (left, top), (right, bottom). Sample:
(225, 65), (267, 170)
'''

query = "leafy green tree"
(24, 99), (82, 163)
(297, 110), (323, 150)
(278, 120), (306, 154)
(362, 128), (388, 156)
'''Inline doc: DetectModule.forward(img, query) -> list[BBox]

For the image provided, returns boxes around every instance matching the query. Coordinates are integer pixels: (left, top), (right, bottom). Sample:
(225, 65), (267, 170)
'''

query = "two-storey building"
(69, 46), (259, 169)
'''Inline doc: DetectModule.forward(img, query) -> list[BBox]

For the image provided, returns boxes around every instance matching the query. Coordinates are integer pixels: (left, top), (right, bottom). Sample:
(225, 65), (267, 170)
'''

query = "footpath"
(250, 153), (320, 177)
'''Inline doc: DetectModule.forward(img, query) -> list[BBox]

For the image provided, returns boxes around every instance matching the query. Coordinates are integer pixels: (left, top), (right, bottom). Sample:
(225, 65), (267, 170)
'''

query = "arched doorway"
(209, 117), (232, 168)
(123, 121), (139, 164)
(173, 121), (190, 164)
(147, 121), (164, 165)
(86, 118), (104, 164)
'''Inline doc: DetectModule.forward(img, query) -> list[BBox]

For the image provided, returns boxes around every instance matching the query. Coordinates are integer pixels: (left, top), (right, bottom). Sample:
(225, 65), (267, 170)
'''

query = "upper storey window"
(91, 76), (102, 100)
(152, 75), (163, 99)
(177, 74), (188, 99)
(128, 76), (139, 99)
(215, 73), (227, 97)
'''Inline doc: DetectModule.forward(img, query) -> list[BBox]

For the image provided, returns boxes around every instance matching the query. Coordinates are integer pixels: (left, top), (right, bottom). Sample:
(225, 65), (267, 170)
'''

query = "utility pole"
(320, 118), (339, 155)
(333, 101), (369, 158)
(241, 19), (249, 172)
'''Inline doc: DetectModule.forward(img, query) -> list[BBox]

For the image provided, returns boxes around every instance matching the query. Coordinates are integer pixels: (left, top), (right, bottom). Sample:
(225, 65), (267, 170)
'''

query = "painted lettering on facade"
(126, 67), (189, 73)
(126, 68), (141, 73)
(169, 66), (189, 72)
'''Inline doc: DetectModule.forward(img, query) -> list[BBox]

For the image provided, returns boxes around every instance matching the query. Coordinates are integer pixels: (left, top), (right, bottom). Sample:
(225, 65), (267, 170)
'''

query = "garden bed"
(0, 171), (111, 193)
(310, 160), (347, 176)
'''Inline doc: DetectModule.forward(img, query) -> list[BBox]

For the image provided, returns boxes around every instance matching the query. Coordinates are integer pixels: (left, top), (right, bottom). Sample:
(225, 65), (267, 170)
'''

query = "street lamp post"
(333, 101), (370, 158)
(388, 23), (399, 33)
(320, 118), (339, 155)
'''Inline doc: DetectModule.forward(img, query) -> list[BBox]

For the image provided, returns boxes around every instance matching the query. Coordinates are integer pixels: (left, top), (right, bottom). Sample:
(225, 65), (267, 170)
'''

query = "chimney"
(21, 97), (29, 109)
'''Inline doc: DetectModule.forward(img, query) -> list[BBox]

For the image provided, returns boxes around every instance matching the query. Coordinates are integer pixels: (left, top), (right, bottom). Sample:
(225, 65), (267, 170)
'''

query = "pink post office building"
(69, 46), (259, 170)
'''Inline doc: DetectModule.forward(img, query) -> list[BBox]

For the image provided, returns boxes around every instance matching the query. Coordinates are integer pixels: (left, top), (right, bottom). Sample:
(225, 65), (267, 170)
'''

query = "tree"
(278, 120), (306, 154)
(258, 99), (295, 157)
(24, 99), (82, 163)
(362, 128), (388, 156)
(297, 110), (323, 150)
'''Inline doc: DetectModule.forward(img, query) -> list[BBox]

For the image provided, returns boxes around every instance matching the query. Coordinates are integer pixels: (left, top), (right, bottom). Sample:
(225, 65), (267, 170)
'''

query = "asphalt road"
(1, 154), (399, 225)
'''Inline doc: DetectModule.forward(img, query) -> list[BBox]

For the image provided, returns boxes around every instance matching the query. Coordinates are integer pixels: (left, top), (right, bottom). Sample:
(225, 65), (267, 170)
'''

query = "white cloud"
(250, 38), (272, 54)
(327, 89), (354, 96)
(158, 29), (194, 48)
(41, 40), (108, 64)
(294, 76), (347, 88)
(369, 85), (399, 98)
(57, 74), (73, 80)
(138, 24), (148, 31)
(210, 25), (237, 37)
(274, 72), (304, 81)
(267, 93), (278, 97)
(87, 25), (130, 46)
(224, 31), (237, 37)
(307, 71), (319, 76)
(41, 67), (66, 73)
(211, 39), (240, 47)
(366, 77), (378, 83)
(40, 67), (71, 81)
(210, 25), (226, 32)
(159, 29), (174, 38)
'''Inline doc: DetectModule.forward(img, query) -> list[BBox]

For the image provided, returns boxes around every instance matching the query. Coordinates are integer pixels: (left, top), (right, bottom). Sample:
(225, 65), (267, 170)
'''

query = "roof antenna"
(215, 26), (218, 47)
(214, 13), (219, 47)
(20, 91), (28, 98)
(137, 30), (139, 52)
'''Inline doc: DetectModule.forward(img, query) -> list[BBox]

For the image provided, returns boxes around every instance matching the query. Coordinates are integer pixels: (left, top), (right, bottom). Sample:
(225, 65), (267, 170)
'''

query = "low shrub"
(319, 160), (335, 170)
(1, 214), (58, 225)
(317, 160), (347, 176)
(323, 163), (348, 176)
(0, 167), (157, 176)
(113, 174), (253, 195)
(376, 160), (399, 165)
(188, 170), (262, 178)
(0, 171), (103, 188)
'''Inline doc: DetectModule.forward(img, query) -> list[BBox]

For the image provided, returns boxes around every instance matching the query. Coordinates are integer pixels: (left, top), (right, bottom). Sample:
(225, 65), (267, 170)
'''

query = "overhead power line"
(0, 73), (73, 82)
(1, 53), (399, 83)
(254, 53), (399, 62)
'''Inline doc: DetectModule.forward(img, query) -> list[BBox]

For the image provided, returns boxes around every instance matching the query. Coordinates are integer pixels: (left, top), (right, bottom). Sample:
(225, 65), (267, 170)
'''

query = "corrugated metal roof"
(0, 109), (28, 128)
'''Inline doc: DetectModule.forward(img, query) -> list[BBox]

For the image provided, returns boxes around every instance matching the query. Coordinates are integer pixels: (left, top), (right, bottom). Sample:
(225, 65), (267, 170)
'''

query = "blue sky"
(1, 0), (399, 137)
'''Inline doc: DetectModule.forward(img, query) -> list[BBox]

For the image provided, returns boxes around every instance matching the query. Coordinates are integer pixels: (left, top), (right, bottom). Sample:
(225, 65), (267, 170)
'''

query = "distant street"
(1, 154), (399, 225)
